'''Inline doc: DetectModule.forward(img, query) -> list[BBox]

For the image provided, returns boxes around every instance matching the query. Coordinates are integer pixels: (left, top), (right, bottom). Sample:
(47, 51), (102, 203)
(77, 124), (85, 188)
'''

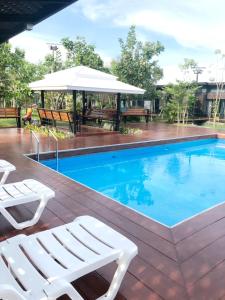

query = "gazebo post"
(72, 90), (77, 134)
(41, 90), (45, 108)
(82, 91), (87, 124)
(115, 93), (121, 131)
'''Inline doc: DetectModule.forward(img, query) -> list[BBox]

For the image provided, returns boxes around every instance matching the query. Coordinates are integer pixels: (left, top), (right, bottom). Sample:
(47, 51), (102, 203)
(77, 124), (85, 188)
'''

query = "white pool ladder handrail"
(48, 129), (59, 170)
(30, 130), (40, 162)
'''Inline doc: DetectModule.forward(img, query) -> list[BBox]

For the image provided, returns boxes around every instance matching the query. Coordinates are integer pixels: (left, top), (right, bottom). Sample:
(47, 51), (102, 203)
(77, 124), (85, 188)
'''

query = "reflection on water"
(42, 138), (225, 226)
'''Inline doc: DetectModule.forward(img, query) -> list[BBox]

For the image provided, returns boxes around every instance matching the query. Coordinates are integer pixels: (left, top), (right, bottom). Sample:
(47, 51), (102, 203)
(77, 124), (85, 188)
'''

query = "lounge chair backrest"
(0, 179), (55, 230)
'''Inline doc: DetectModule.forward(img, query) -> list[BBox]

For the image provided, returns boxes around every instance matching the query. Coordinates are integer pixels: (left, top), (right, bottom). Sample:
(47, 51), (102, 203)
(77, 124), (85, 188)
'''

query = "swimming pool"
(41, 138), (225, 227)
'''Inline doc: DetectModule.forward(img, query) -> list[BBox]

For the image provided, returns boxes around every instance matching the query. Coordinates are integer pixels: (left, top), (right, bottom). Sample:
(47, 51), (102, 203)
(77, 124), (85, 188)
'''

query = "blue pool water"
(41, 138), (225, 226)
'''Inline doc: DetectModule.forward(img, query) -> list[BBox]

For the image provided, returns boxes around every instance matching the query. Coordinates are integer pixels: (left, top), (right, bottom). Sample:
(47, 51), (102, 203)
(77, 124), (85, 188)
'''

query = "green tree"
(111, 26), (164, 100)
(62, 37), (106, 71)
(39, 49), (63, 74)
(0, 43), (41, 107)
(163, 81), (199, 123)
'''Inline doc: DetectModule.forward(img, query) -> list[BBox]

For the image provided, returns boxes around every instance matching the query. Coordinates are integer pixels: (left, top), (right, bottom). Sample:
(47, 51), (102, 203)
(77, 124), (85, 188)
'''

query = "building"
(198, 82), (225, 118)
(156, 81), (225, 119)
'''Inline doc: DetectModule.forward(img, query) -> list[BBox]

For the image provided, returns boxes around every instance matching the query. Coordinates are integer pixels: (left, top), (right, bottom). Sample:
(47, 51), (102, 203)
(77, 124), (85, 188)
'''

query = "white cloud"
(9, 32), (65, 63)
(10, 32), (112, 68)
(74, 0), (127, 21)
(76, 0), (225, 51)
(96, 49), (113, 67)
(159, 63), (224, 85)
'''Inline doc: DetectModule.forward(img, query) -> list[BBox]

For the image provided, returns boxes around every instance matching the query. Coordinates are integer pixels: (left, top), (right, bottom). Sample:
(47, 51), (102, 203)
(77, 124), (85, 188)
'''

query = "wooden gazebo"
(29, 66), (145, 133)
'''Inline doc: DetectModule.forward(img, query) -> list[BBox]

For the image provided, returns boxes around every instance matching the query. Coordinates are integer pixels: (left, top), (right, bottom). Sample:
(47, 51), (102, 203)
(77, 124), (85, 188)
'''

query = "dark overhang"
(0, 0), (78, 43)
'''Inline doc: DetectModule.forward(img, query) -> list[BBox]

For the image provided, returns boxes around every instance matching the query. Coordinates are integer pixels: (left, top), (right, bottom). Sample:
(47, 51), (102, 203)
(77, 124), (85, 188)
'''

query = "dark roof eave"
(0, 0), (78, 43)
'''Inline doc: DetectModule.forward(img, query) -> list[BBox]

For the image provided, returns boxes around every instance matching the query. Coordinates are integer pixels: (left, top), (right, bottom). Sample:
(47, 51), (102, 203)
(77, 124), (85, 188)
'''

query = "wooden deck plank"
(172, 203), (225, 243)
(181, 235), (225, 286)
(187, 261), (225, 300)
(176, 217), (225, 262)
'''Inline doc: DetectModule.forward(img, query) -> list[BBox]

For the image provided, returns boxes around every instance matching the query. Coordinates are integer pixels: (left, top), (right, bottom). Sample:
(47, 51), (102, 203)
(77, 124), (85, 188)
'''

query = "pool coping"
(25, 132), (225, 229)
(27, 133), (217, 160)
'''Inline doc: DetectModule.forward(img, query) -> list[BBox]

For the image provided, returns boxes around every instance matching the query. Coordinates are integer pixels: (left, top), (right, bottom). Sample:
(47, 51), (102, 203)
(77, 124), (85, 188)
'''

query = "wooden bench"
(37, 108), (78, 132)
(122, 108), (150, 123)
(83, 109), (103, 123)
(83, 108), (116, 126)
(0, 107), (21, 128)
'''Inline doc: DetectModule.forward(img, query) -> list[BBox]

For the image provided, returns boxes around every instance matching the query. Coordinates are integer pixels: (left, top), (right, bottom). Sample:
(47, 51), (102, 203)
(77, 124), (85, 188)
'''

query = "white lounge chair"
(0, 160), (16, 185)
(0, 179), (55, 230)
(0, 215), (138, 300)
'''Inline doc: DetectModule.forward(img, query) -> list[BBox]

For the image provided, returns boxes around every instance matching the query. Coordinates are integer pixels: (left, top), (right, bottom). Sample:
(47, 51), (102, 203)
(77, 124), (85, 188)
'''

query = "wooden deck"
(1, 123), (225, 300)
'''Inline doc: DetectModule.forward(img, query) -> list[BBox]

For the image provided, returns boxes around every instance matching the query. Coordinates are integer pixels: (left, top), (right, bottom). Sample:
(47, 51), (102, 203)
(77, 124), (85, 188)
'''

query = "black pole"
(73, 90), (77, 134)
(17, 107), (21, 128)
(115, 93), (121, 131)
(82, 91), (86, 124)
(41, 90), (45, 108)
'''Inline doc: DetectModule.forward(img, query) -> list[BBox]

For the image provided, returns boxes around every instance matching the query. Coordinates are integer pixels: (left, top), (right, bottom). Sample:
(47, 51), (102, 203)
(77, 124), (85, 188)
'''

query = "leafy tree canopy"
(111, 26), (164, 98)
(179, 58), (198, 72)
(163, 80), (199, 123)
(38, 49), (63, 74)
(0, 43), (42, 107)
(62, 37), (106, 71)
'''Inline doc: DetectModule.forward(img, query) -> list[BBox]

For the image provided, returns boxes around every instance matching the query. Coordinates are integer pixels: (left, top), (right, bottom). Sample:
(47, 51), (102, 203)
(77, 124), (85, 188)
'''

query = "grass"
(200, 121), (225, 131)
(0, 118), (18, 127)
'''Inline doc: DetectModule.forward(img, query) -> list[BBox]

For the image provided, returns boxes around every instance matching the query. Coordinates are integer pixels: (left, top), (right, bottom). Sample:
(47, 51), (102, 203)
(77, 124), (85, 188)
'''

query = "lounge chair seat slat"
(0, 255), (25, 292)
(52, 226), (99, 262)
(13, 182), (34, 195)
(35, 231), (87, 269)
(3, 184), (24, 198)
(1, 239), (47, 294)
(75, 216), (137, 252)
(23, 179), (55, 199)
(66, 222), (115, 255)
(0, 187), (12, 201)
(21, 237), (69, 279)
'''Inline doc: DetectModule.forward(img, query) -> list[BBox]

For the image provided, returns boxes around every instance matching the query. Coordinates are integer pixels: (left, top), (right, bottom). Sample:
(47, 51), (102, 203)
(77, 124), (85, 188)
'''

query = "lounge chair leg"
(0, 171), (10, 185)
(0, 197), (48, 230)
(97, 256), (131, 300)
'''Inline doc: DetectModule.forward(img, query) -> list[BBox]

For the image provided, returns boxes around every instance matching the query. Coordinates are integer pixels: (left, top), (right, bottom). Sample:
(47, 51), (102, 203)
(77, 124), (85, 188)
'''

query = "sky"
(9, 0), (225, 83)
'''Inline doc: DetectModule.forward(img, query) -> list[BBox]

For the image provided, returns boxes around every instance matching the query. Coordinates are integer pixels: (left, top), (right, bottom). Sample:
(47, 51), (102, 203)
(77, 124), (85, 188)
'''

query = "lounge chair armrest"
(0, 284), (26, 300)
(44, 279), (84, 300)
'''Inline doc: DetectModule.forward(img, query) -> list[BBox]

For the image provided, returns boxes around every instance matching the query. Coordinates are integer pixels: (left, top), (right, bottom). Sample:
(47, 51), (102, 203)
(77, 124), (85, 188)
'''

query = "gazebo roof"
(29, 66), (145, 95)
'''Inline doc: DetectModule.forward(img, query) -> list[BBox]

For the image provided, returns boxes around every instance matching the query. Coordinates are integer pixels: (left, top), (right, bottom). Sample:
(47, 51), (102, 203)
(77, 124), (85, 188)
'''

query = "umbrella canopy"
(29, 66), (145, 95)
